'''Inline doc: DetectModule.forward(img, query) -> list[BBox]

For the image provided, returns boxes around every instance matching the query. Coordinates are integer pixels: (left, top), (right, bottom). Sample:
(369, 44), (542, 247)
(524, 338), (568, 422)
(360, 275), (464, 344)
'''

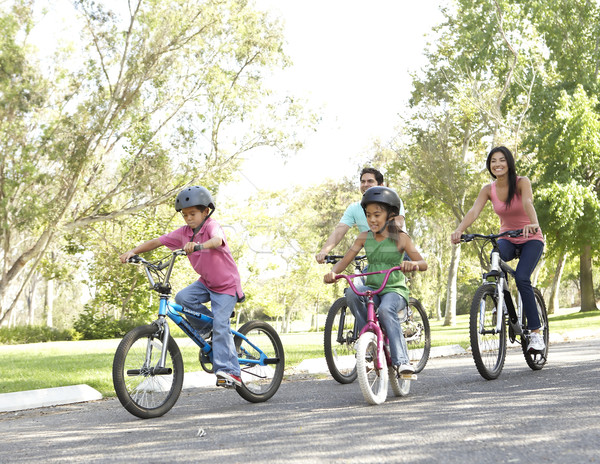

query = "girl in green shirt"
(324, 187), (427, 374)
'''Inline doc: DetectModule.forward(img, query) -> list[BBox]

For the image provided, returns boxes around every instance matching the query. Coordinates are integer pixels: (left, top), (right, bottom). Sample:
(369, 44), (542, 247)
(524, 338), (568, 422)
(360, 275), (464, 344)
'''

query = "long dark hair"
(486, 146), (517, 207)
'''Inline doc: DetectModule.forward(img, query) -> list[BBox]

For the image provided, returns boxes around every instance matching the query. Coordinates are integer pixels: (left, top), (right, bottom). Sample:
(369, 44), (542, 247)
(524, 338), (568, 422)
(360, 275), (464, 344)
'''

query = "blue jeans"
(345, 287), (410, 366)
(497, 239), (544, 331)
(175, 281), (240, 376)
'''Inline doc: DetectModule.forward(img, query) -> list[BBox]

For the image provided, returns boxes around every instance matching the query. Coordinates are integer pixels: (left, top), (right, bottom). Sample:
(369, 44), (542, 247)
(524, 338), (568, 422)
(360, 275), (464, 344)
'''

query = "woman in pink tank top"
(450, 146), (546, 353)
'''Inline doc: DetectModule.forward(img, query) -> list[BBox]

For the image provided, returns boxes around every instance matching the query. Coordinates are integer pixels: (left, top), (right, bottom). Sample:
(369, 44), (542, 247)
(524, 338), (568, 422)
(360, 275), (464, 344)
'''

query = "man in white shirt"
(315, 168), (406, 263)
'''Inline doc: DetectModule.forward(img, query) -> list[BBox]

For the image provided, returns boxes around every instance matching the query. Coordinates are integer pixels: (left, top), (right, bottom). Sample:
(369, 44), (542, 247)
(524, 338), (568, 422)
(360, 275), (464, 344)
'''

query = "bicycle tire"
(234, 320), (285, 403)
(356, 332), (388, 404)
(112, 324), (184, 419)
(388, 367), (411, 397)
(469, 284), (507, 380)
(324, 297), (358, 384)
(522, 288), (549, 370)
(405, 298), (431, 373)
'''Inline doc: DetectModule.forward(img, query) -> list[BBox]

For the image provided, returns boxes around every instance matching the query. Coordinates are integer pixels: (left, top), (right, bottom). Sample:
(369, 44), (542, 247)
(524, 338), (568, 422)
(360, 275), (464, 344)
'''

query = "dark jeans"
(497, 239), (544, 330)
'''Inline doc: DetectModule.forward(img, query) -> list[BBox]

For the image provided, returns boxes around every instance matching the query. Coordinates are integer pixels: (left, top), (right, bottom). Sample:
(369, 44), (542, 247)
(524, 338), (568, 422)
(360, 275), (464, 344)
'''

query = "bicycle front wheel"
(234, 320), (285, 403)
(324, 297), (358, 384)
(388, 368), (411, 397)
(522, 288), (549, 370)
(404, 298), (431, 373)
(469, 284), (507, 380)
(356, 332), (388, 405)
(112, 324), (184, 419)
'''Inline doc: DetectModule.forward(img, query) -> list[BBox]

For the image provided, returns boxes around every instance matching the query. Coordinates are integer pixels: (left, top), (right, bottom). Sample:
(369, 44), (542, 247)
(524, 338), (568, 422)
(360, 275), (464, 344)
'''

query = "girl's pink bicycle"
(334, 266), (417, 405)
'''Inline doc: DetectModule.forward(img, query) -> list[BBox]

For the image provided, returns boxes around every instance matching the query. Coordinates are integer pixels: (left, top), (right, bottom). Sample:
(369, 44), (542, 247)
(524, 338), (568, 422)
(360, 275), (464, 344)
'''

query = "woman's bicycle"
(112, 250), (285, 419)
(460, 230), (549, 380)
(323, 255), (430, 384)
(332, 266), (418, 404)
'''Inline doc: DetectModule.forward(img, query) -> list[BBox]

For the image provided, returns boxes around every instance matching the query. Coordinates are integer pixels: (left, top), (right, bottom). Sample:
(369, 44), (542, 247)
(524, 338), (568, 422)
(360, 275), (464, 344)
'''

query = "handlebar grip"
(193, 244), (203, 252)
(128, 255), (141, 263)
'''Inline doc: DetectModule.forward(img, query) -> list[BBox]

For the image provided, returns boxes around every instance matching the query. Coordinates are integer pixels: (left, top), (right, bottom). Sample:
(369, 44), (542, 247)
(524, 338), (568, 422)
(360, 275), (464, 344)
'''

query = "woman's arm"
(517, 177), (541, 238)
(450, 184), (491, 244)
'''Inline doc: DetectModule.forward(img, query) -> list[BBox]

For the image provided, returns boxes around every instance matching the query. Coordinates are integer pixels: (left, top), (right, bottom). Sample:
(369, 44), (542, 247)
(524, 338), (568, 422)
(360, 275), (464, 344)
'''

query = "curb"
(0, 384), (102, 413)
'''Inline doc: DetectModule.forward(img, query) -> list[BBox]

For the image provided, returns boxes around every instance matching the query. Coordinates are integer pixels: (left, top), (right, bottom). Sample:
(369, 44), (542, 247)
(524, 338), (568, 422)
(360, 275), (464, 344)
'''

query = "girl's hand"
(323, 272), (336, 284)
(400, 261), (420, 273)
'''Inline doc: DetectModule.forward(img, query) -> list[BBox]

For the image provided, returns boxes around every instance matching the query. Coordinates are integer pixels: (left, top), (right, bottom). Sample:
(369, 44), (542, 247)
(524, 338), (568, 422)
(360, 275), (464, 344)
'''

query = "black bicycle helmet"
(360, 186), (400, 216)
(175, 186), (215, 212)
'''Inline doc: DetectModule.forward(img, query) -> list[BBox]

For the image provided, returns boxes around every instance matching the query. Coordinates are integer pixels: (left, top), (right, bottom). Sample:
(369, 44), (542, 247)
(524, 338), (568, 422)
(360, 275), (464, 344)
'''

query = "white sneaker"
(528, 332), (545, 352)
(396, 364), (415, 375)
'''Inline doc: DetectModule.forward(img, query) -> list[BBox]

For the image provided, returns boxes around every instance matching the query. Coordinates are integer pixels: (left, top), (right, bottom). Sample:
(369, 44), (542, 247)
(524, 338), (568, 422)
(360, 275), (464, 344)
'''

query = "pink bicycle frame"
(335, 266), (403, 370)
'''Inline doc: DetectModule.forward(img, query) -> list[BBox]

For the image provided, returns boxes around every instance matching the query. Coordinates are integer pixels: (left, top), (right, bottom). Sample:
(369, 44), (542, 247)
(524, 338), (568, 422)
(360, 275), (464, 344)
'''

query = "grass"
(1, 308), (599, 398)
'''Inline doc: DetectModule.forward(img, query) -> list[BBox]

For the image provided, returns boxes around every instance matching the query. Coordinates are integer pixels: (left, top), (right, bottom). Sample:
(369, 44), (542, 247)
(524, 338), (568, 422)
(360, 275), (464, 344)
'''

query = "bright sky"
(225, 0), (445, 201)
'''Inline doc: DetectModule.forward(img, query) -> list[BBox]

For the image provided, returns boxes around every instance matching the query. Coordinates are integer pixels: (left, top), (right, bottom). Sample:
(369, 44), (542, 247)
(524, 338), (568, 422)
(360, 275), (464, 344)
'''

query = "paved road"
(1, 338), (599, 464)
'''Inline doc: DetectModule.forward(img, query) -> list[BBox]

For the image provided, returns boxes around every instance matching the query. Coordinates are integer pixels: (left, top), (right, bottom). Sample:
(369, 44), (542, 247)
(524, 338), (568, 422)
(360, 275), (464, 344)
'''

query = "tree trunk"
(580, 245), (598, 312)
(444, 244), (461, 326)
(547, 253), (566, 315)
(45, 279), (55, 327)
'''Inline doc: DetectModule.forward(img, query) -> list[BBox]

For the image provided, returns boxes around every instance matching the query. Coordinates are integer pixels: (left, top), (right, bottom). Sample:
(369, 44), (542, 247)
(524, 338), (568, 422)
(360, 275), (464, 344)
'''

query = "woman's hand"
(522, 223), (539, 238)
(323, 272), (336, 284)
(450, 229), (463, 244)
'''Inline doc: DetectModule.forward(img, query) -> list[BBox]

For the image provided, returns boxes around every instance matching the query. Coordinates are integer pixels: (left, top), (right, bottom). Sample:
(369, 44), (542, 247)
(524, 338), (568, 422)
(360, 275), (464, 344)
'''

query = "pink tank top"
(490, 177), (544, 244)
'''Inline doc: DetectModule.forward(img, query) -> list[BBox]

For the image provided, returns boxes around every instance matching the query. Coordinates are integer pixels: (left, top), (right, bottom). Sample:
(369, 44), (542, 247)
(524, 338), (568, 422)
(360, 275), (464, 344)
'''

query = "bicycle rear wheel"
(404, 298), (431, 373)
(356, 332), (388, 404)
(234, 320), (285, 403)
(324, 297), (358, 384)
(522, 288), (549, 370)
(112, 324), (184, 419)
(469, 284), (507, 380)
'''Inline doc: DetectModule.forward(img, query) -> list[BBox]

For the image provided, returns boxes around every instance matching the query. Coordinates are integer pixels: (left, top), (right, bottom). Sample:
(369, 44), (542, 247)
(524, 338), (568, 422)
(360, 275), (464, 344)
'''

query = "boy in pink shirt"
(120, 186), (244, 388)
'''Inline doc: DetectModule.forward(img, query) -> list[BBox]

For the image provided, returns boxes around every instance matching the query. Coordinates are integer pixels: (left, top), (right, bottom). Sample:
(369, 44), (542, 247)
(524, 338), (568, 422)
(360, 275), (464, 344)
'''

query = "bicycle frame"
(335, 266), (402, 371)
(485, 247), (523, 337)
(132, 251), (273, 372)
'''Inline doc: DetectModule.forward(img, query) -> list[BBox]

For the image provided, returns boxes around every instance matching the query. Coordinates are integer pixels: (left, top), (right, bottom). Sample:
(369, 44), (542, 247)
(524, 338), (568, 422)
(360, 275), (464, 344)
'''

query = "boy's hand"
(183, 242), (197, 254)
(119, 251), (135, 263)
(323, 272), (336, 284)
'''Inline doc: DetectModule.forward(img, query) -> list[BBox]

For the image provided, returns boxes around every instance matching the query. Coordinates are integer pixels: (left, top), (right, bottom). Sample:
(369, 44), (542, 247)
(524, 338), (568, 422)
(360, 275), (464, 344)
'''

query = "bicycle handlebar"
(324, 254), (367, 265)
(460, 229), (523, 243)
(335, 266), (402, 297)
(127, 250), (187, 271)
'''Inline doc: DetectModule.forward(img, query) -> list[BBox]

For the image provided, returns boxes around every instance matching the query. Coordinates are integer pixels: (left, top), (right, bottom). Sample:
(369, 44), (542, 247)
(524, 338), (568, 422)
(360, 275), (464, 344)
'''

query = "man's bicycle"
(331, 266), (418, 404)
(460, 230), (549, 380)
(112, 250), (285, 418)
(323, 255), (430, 384)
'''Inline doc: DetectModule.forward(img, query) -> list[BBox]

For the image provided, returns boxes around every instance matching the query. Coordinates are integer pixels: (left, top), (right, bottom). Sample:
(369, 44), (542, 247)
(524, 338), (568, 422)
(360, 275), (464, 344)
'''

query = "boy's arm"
(119, 238), (163, 263)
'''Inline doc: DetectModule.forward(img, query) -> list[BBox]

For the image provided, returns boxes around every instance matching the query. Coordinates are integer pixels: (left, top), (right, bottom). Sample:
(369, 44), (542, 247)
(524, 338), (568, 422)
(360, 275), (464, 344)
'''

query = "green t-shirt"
(364, 232), (409, 302)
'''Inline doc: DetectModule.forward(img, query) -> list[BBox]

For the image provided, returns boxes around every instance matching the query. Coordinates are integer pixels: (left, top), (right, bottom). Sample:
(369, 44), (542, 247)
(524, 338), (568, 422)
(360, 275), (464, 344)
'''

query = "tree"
(0, 0), (311, 325)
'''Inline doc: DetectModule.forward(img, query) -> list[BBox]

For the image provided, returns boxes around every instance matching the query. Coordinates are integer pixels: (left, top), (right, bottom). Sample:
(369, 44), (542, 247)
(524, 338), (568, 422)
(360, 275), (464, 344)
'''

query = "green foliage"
(0, 325), (81, 345)
(1, 0), (313, 326)
(73, 305), (144, 340)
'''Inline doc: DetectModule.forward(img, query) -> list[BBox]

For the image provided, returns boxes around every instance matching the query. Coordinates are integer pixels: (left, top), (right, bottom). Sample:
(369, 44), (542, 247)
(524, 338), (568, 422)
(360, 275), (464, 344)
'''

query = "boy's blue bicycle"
(112, 250), (285, 419)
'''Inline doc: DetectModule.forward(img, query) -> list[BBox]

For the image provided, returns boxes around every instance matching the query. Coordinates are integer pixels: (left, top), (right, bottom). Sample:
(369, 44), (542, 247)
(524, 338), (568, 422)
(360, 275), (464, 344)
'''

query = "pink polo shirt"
(159, 217), (244, 298)
(490, 177), (544, 245)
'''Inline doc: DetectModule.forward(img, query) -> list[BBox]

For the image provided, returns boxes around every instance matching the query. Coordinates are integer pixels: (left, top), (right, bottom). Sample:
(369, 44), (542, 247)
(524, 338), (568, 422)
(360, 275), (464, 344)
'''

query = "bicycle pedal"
(400, 374), (417, 380)
(216, 378), (236, 389)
